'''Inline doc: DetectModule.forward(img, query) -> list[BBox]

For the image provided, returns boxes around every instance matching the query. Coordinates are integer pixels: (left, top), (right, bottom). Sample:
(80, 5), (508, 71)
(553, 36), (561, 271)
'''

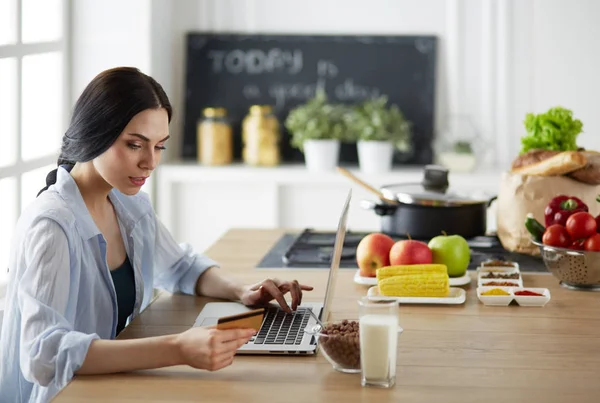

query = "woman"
(0, 67), (313, 403)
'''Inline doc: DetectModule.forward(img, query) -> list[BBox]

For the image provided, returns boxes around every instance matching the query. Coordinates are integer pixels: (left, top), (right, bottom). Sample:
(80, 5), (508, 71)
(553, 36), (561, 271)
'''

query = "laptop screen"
(319, 189), (352, 322)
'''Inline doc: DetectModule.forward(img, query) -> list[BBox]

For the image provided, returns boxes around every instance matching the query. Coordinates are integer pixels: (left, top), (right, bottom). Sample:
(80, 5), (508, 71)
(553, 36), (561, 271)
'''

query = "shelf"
(156, 161), (503, 187)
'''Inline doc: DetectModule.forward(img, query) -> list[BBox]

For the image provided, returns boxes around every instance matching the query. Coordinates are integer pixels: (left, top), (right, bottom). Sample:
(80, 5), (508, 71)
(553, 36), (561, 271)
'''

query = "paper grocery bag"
(496, 172), (600, 256)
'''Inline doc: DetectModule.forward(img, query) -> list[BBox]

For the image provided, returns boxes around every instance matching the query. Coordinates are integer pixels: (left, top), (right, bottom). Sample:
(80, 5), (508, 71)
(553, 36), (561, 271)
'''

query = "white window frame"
(0, 0), (71, 301)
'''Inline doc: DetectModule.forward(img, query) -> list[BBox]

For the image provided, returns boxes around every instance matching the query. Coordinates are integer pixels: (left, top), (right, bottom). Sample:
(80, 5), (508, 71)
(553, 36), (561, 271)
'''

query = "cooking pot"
(361, 165), (497, 239)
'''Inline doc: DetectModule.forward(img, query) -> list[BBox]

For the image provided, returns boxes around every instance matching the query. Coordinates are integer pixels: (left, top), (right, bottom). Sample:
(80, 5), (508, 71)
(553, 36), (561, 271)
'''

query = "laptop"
(192, 189), (352, 354)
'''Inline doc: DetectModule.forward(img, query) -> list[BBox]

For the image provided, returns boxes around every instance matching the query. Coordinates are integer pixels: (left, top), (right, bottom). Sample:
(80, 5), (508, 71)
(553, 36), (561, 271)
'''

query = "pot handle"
(360, 199), (398, 216)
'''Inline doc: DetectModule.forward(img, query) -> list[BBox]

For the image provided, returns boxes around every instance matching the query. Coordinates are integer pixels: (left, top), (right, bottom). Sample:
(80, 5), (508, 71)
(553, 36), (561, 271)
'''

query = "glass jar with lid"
(197, 107), (233, 165)
(242, 105), (280, 166)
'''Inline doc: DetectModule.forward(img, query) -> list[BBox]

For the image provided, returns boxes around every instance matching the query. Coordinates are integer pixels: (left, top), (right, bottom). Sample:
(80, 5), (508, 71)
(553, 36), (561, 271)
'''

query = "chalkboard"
(182, 33), (438, 164)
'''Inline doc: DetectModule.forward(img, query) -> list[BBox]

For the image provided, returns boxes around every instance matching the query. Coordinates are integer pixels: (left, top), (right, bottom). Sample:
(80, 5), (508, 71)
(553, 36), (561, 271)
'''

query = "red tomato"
(595, 215), (600, 233)
(542, 224), (571, 248)
(570, 239), (586, 250)
(584, 233), (600, 251)
(565, 212), (597, 240)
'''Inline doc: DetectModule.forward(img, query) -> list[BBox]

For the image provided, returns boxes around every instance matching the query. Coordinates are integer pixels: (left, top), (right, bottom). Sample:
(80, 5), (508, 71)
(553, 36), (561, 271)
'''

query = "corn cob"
(378, 272), (450, 298)
(376, 264), (448, 282)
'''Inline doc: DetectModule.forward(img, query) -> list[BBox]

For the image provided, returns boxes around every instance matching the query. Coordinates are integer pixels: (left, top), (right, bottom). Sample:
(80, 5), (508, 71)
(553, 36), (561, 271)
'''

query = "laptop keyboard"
(249, 307), (312, 345)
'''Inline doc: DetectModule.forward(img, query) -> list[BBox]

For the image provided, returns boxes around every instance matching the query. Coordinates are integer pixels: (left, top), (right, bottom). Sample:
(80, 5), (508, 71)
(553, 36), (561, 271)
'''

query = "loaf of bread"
(510, 149), (561, 171)
(567, 151), (600, 185)
(511, 151), (587, 176)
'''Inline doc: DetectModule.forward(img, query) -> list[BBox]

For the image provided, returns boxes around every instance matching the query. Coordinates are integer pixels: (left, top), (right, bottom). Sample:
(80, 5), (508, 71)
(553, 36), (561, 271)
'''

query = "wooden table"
(55, 229), (600, 402)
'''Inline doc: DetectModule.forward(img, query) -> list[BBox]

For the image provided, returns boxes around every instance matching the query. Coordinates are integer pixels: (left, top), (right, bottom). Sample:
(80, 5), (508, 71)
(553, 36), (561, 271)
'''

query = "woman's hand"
(239, 278), (314, 313)
(175, 327), (256, 371)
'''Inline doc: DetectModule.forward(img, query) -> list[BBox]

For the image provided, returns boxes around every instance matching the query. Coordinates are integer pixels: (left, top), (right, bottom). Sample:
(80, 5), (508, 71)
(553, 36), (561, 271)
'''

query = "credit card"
(216, 308), (265, 332)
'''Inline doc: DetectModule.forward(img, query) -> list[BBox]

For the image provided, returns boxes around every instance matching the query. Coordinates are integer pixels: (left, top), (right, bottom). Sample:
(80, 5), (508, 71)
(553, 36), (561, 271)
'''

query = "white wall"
(71, 0), (152, 98)
(528, 0), (600, 150)
(150, 0), (598, 171)
(162, 0), (467, 164)
(71, 0), (155, 197)
(70, 0), (600, 170)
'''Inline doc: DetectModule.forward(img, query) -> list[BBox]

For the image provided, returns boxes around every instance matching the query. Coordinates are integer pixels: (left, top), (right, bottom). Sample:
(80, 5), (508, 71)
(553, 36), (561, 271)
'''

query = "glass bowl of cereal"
(305, 320), (361, 373)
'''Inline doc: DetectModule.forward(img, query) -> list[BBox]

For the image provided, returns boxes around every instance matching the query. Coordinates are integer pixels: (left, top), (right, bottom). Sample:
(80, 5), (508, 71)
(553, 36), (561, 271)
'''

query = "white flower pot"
(303, 139), (340, 172)
(357, 140), (394, 174)
(437, 152), (476, 173)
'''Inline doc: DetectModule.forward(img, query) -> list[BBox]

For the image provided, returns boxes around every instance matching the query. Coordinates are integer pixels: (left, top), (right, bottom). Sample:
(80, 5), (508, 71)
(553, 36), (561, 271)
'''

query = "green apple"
(427, 234), (470, 277)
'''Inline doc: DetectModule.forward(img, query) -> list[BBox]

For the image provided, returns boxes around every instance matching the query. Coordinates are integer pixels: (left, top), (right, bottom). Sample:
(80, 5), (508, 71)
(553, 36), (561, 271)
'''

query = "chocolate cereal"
(318, 320), (360, 369)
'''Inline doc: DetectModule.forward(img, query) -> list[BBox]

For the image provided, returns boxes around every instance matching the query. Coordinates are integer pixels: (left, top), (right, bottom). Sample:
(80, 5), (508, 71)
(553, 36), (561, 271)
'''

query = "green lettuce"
(519, 106), (583, 154)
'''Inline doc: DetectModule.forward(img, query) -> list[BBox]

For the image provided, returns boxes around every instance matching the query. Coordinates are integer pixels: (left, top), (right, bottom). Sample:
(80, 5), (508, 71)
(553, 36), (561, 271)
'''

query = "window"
(0, 0), (69, 295)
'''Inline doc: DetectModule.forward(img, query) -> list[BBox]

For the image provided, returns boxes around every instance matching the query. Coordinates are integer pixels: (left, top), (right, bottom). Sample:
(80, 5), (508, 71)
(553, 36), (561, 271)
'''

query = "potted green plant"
(285, 90), (349, 172)
(437, 140), (477, 172)
(434, 115), (480, 172)
(346, 96), (411, 174)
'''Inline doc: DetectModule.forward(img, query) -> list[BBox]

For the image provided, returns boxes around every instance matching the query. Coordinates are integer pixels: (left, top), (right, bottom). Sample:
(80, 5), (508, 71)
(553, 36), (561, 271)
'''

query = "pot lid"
(380, 165), (493, 207)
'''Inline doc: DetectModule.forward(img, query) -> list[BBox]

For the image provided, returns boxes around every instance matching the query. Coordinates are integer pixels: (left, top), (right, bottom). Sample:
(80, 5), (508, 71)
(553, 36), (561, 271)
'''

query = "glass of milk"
(358, 297), (402, 388)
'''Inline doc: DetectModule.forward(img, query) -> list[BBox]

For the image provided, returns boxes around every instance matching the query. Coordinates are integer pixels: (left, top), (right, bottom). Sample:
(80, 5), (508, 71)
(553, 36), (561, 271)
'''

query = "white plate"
(354, 270), (472, 287)
(367, 286), (466, 305)
(353, 271), (377, 286)
(512, 287), (551, 307)
(448, 271), (472, 286)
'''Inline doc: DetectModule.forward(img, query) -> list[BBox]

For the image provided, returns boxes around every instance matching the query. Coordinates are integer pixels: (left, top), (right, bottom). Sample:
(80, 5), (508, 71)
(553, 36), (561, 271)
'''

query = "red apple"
(356, 233), (395, 277)
(389, 240), (433, 266)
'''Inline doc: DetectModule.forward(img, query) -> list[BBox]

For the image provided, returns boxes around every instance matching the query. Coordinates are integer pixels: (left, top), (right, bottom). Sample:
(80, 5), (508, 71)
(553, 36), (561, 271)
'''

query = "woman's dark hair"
(37, 66), (172, 196)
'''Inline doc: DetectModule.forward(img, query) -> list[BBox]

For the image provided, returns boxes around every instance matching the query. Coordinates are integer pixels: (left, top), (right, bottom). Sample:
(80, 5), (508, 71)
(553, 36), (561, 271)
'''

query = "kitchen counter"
(55, 228), (600, 403)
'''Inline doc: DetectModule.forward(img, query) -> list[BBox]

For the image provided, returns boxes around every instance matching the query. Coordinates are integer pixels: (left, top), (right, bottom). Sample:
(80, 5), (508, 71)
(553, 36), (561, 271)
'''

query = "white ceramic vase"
(357, 140), (394, 174)
(303, 139), (341, 172)
(437, 152), (476, 173)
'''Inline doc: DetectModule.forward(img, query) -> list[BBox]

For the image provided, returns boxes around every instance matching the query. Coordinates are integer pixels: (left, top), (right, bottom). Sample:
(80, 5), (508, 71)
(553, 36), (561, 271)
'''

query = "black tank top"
(110, 256), (136, 335)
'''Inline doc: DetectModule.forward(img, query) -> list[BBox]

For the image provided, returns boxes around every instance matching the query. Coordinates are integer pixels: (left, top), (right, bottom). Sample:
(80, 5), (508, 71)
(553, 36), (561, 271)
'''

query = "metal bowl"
(532, 241), (600, 291)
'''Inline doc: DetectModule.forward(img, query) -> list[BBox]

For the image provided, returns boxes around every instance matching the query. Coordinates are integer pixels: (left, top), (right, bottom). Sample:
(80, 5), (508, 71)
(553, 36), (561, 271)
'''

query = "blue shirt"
(0, 167), (218, 402)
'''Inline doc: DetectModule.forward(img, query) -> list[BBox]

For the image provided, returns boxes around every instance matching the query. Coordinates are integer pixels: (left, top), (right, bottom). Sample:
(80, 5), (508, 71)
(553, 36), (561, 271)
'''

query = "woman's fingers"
(200, 329), (253, 370)
(207, 350), (237, 371)
(244, 278), (314, 312)
(260, 279), (292, 312)
(249, 282), (263, 292)
(289, 280), (301, 311)
(211, 354), (236, 371)
(217, 328), (256, 343)
(281, 280), (312, 310)
(216, 333), (252, 354)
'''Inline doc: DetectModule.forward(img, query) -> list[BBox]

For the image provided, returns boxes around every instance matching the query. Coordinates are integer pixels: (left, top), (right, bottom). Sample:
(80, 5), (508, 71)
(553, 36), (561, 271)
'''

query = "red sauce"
(514, 290), (544, 297)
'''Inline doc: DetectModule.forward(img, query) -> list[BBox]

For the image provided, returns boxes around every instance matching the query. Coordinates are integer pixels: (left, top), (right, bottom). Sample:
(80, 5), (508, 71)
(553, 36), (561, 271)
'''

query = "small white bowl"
(477, 286), (514, 306)
(478, 260), (520, 273)
(478, 279), (523, 288)
(512, 288), (551, 307)
(477, 270), (522, 287)
(477, 270), (522, 284)
(477, 267), (521, 277)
